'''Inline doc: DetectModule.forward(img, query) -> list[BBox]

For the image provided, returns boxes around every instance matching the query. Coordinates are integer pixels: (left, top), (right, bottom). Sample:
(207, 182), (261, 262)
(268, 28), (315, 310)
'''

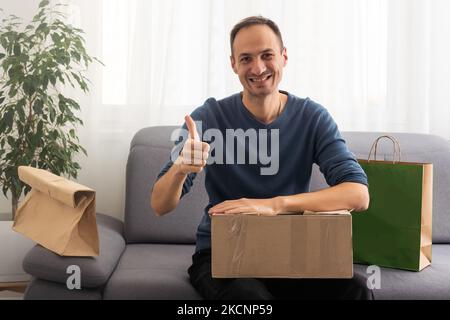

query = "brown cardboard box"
(211, 212), (353, 278)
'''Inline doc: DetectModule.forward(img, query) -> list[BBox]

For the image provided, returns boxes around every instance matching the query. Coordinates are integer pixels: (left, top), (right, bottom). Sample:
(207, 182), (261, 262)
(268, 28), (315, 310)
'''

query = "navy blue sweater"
(157, 91), (368, 252)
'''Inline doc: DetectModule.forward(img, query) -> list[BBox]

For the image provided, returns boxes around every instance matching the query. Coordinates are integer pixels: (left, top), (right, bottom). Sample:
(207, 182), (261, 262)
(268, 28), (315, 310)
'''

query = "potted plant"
(0, 0), (101, 284)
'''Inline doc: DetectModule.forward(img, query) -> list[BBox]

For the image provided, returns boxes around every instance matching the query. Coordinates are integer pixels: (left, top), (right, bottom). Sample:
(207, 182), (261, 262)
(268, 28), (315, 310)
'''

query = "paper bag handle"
(367, 135), (402, 163)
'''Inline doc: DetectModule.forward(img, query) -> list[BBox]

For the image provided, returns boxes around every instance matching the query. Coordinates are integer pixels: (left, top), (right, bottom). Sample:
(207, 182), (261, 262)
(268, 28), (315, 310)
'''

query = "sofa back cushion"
(124, 126), (207, 244)
(125, 127), (450, 244)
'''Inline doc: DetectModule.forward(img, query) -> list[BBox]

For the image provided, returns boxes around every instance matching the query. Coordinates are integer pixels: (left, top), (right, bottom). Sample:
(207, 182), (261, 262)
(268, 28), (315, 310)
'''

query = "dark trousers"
(188, 248), (373, 300)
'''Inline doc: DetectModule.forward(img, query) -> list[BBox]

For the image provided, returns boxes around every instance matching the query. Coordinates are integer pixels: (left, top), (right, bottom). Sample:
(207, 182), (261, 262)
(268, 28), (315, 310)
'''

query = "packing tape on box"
(229, 214), (248, 275)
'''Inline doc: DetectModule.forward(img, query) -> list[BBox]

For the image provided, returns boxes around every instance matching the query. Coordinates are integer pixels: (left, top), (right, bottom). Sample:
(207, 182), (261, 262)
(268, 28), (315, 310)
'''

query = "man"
(151, 16), (371, 300)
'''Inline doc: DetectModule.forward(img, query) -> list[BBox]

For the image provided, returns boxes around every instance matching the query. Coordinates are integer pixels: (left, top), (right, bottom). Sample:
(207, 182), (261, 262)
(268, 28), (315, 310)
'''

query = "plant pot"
(0, 216), (35, 283)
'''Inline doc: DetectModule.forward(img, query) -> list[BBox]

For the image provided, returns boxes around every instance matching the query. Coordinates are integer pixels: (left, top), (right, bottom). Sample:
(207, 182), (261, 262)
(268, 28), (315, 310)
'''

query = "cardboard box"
(211, 212), (353, 278)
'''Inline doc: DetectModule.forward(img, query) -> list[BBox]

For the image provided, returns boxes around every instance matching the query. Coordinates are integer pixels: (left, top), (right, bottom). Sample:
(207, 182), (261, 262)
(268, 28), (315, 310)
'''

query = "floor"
(0, 282), (27, 300)
(0, 290), (24, 300)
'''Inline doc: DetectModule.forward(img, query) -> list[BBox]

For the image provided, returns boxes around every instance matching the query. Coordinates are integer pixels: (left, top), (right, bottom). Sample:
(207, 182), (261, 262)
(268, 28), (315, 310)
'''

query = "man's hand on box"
(174, 115), (210, 175)
(208, 197), (282, 216)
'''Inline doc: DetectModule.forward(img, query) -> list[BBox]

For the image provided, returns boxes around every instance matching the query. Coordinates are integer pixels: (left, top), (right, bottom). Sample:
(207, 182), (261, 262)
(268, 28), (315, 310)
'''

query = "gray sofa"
(22, 126), (450, 300)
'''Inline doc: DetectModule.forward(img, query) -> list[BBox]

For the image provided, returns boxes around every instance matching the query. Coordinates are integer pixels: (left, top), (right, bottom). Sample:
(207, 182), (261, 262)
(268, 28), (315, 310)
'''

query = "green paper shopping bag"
(353, 135), (432, 271)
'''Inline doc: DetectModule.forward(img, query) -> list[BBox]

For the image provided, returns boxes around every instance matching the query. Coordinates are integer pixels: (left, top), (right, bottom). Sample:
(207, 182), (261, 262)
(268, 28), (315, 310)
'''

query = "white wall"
(0, 0), (40, 21)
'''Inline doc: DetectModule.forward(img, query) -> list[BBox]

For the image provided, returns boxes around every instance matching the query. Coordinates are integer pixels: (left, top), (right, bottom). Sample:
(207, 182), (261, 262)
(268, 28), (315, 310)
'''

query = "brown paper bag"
(12, 166), (99, 256)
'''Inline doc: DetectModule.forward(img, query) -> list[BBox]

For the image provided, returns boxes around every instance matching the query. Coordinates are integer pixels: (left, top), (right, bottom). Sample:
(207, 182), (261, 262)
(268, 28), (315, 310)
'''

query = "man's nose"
(250, 58), (266, 75)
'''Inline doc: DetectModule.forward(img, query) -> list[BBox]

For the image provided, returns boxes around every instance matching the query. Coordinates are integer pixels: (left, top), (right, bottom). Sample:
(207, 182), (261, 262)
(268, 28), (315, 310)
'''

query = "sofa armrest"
(22, 213), (126, 289)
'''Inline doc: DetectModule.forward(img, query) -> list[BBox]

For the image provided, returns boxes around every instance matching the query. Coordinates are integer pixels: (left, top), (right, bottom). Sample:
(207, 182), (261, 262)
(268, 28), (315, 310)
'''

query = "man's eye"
(262, 54), (273, 60)
(240, 57), (251, 63)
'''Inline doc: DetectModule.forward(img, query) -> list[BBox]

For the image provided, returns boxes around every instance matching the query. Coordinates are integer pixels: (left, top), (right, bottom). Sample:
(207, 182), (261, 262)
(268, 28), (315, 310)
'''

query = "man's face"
(231, 24), (288, 98)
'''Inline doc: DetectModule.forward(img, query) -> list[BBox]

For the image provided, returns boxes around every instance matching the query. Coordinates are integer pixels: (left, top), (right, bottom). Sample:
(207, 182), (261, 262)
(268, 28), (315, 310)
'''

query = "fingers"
(208, 198), (272, 216)
(181, 140), (209, 165)
(185, 115), (200, 141)
(180, 164), (204, 174)
(181, 150), (209, 161)
(209, 200), (245, 214)
(224, 207), (255, 215)
(175, 116), (210, 175)
(181, 158), (207, 167)
(182, 140), (210, 154)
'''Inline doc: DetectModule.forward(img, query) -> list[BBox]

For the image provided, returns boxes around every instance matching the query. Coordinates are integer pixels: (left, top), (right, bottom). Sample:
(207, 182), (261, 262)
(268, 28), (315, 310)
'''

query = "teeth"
(250, 75), (271, 82)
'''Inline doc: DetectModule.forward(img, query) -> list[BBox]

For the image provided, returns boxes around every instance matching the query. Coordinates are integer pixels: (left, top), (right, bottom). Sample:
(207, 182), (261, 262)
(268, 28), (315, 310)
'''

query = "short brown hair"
(230, 16), (284, 55)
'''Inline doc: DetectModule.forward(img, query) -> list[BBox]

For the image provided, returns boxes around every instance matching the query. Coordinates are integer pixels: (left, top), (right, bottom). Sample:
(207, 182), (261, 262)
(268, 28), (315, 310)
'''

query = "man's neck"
(242, 91), (286, 124)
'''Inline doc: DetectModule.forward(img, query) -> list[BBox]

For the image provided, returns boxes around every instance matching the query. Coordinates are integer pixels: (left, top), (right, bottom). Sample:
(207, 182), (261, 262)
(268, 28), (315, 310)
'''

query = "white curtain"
(1, 0), (450, 219)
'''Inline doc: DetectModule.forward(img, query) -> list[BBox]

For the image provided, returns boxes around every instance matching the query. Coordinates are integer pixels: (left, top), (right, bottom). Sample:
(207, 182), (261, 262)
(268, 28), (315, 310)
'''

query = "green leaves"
(2, 109), (14, 132)
(0, 0), (101, 219)
(23, 78), (36, 96)
(36, 22), (50, 40)
(8, 86), (18, 98)
(0, 37), (7, 50)
(13, 43), (21, 56)
(39, 0), (50, 8)
(33, 99), (44, 114)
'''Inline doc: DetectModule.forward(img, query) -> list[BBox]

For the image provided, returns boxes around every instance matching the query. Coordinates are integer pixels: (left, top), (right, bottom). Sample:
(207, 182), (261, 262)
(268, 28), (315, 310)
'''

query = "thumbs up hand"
(186, 115), (201, 142)
(174, 115), (210, 175)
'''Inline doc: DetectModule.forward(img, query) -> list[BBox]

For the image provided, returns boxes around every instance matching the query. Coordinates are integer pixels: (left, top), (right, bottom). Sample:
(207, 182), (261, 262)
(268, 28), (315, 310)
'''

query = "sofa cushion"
(103, 244), (202, 300)
(124, 126), (208, 244)
(23, 213), (125, 288)
(354, 244), (450, 299)
(311, 132), (450, 244)
(24, 278), (102, 300)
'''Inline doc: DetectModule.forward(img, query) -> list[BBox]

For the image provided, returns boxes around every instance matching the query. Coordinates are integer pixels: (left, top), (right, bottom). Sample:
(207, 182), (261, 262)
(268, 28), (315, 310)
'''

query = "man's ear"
(282, 47), (288, 67)
(230, 55), (238, 74)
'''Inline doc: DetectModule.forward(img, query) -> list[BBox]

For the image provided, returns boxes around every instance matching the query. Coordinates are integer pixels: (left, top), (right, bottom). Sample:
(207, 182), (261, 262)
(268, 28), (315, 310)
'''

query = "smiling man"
(151, 16), (371, 300)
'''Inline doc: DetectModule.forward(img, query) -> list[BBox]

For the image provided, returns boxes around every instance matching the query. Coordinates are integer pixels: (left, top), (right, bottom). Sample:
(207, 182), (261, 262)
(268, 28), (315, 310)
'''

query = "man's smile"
(248, 74), (272, 83)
